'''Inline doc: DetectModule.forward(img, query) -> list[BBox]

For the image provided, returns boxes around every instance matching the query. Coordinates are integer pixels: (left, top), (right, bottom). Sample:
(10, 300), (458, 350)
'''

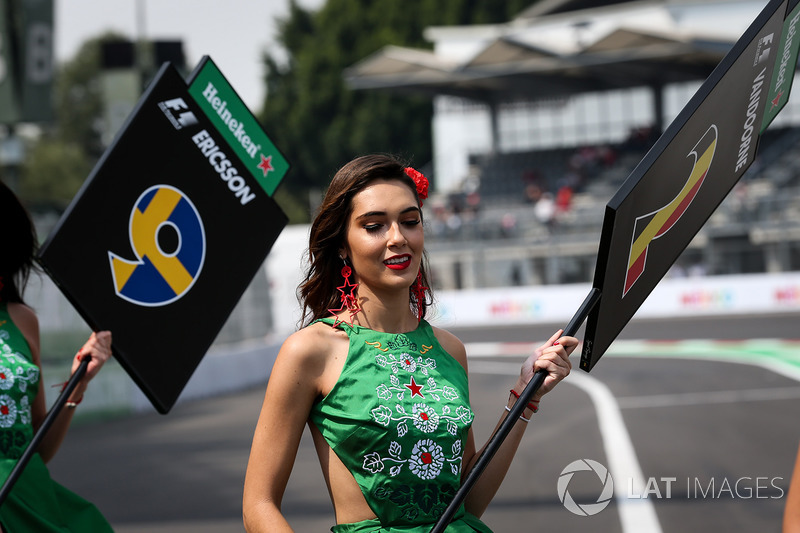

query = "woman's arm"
(242, 328), (327, 533)
(9, 303), (112, 463)
(784, 441), (800, 533)
(437, 328), (576, 517)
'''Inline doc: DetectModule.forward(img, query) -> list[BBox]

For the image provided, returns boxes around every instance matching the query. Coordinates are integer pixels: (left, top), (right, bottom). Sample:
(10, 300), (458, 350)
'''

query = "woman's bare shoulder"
(6, 302), (39, 338)
(429, 324), (468, 371)
(6, 302), (37, 327)
(276, 321), (348, 369)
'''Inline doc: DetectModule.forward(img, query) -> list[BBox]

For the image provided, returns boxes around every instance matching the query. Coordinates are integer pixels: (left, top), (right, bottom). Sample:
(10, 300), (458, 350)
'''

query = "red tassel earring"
(411, 270), (428, 322)
(328, 259), (361, 328)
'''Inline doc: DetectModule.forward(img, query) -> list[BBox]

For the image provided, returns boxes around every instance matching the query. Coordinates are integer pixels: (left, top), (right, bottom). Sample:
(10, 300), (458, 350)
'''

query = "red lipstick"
(384, 254), (411, 270)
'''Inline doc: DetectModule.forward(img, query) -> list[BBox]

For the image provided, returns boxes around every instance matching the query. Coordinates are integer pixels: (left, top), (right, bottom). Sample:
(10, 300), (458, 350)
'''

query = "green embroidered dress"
(310, 319), (493, 532)
(0, 302), (113, 532)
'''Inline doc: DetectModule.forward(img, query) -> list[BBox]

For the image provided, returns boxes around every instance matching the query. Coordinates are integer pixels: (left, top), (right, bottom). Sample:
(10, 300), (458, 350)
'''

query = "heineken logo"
(200, 82), (261, 160)
(761, 3), (800, 132)
(188, 58), (289, 197)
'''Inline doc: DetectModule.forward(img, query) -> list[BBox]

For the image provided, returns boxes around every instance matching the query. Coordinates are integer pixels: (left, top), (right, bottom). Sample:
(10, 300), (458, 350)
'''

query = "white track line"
(616, 385), (800, 409)
(467, 342), (800, 533)
(468, 361), (662, 533)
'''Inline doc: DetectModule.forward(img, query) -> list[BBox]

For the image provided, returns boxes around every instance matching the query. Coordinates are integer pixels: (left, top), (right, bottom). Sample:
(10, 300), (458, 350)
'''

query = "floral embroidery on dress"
(362, 333), (474, 488)
(303, 322), (479, 527)
(386, 334), (417, 352)
(375, 373), (458, 404)
(362, 438), (463, 480)
(18, 396), (30, 425)
(0, 393), (18, 428)
(412, 403), (439, 433)
(0, 366), (14, 390)
(0, 323), (40, 435)
(0, 429), (28, 459)
(408, 439), (445, 480)
(375, 352), (436, 376)
(369, 402), (472, 437)
(0, 343), (39, 394)
(15, 365), (38, 393)
(373, 481), (456, 522)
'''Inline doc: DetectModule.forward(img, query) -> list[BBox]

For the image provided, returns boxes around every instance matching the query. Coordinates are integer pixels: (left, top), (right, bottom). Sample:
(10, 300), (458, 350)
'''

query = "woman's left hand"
(517, 329), (578, 403)
(71, 331), (113, 383)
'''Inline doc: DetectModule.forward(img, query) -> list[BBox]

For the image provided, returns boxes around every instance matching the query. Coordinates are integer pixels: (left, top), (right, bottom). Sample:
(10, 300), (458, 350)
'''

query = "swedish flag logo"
(109, 185), (206, 306)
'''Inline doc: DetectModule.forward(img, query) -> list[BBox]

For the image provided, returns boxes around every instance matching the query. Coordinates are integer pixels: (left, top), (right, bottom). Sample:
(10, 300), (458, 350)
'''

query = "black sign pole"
(434, 0), (800, 527)
(0, 356), (91, 507)
(430, 289), (601, 533)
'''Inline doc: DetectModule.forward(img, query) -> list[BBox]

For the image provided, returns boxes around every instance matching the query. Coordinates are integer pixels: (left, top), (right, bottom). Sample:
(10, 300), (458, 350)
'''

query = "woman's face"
(342, 179), (424, 295)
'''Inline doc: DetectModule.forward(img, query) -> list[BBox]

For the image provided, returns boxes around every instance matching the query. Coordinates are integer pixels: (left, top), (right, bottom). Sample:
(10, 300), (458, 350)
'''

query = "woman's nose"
(387, 222), (407, 246)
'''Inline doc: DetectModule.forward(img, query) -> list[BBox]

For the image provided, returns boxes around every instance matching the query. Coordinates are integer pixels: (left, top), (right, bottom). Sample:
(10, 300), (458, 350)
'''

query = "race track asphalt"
(46, 314), (800, 532)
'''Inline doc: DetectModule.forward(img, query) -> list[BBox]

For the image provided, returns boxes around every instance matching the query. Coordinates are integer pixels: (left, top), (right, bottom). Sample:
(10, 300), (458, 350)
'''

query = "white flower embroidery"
(408, 439), (444, 480)
(0, 366), (14, 390)
(399, 354), (417, 372)
(412, 403), (440, 433)
(18, 396), (30, 425)
(0, 394), (17, 428)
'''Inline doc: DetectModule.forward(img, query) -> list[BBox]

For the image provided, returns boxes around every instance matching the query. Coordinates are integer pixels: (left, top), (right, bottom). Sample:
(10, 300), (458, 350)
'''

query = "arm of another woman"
(9, 302), (112, 463)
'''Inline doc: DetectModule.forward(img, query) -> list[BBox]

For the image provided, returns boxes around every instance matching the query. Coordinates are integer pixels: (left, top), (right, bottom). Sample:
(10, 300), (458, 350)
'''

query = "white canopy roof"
(345, 0), (764, 101)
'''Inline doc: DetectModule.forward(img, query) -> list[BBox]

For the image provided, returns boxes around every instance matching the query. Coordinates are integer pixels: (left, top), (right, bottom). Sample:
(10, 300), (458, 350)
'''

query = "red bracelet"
(65, 396), (83, 409)
(55, 382), (84, 405)
(509, 389), (539, 413)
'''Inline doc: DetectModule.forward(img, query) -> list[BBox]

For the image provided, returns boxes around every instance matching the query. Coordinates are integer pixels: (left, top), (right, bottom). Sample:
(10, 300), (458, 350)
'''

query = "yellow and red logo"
(623, 125), (718, 297)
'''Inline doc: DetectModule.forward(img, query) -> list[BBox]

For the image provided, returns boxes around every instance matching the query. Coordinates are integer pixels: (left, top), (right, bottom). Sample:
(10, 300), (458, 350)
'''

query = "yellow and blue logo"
(109, 185), (206, 306)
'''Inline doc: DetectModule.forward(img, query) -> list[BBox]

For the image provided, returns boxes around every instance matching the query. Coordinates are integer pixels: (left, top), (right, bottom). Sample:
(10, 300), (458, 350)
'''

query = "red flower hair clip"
(404, 167), (429, 205)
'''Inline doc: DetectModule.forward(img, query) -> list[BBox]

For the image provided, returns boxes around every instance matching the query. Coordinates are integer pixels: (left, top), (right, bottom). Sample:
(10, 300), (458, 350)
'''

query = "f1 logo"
(109, 185), (206, 306)
(158, 97), (199, 129)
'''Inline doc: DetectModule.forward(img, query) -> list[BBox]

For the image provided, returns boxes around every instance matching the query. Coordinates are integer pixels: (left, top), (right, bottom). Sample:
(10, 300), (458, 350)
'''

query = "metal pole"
(430, 289), (601, 532)
(0, 355), (91, 507)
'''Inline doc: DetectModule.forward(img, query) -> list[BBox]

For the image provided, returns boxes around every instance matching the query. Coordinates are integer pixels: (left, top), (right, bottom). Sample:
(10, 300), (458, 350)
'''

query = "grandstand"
(346, 0), (800, 290)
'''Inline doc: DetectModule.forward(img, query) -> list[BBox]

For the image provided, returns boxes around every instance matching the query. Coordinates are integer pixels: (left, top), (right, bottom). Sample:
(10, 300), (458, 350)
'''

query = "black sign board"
(581, 0), (800, 371)
(39, 61), (288, 413)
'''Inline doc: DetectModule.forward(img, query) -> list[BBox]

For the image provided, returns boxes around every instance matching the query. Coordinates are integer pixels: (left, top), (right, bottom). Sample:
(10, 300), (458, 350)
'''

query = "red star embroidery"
(405, 376), (425, 398)
(771, 90), (784, 111)
(256, 154), (274, 177)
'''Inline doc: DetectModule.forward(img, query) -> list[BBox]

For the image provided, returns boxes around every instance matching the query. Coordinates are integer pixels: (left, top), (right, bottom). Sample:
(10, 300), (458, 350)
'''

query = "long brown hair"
(0, 181), (38, 305)
(299, 154), (431, 326)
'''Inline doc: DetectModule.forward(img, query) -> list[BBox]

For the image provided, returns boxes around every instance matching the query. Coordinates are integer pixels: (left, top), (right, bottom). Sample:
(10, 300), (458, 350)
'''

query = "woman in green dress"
(243, 154), (578, 532)
(0, 181), (113, 532)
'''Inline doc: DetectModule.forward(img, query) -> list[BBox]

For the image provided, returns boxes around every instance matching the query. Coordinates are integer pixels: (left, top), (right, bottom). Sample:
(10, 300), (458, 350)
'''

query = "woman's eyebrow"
(355, 206), (420, 221)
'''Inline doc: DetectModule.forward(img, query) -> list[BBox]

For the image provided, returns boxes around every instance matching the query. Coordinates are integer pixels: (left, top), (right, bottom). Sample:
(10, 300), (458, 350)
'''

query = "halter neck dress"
(310, 318), (493, 532)
(0, 302), (113, 532)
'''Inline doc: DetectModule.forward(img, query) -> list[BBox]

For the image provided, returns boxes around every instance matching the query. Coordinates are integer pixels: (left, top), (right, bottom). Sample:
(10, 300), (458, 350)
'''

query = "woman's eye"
(403, 219), (421, 226)
(364, 224), (382, 232)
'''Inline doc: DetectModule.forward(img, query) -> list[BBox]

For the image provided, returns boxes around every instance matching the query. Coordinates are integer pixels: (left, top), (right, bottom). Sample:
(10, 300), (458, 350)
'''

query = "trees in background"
(261, 0), (532, 221)
(11, 1), (534, 216)
(17, 34), (121, 210)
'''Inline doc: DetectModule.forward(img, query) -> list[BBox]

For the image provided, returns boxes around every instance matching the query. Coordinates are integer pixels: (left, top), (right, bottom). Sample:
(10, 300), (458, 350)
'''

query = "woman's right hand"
(69, 331), (112, 399)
